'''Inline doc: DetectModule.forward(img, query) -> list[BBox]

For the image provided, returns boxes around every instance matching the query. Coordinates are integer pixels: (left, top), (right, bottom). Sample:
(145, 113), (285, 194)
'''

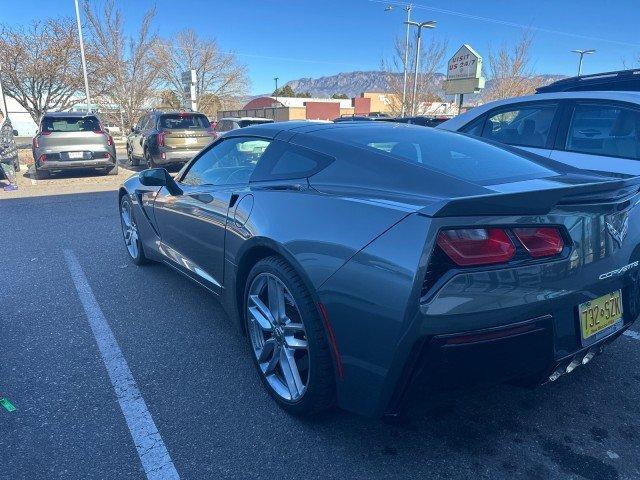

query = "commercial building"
(218, 92), (456, 121)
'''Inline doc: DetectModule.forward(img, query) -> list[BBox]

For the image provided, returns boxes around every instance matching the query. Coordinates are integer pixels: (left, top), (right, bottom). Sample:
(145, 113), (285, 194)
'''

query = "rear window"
(317, 125), (558, 184)
(238, 119), (274, 128)
(41, 116), (101, 133)
(159, 114), (210, 129)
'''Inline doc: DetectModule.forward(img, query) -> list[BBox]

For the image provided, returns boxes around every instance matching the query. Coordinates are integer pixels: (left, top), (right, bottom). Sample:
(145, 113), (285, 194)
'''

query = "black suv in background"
(126, 110), (216, 168)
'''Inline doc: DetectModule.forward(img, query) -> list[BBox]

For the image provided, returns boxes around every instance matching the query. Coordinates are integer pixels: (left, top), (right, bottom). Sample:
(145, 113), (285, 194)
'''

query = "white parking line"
(64, 249), (179, 480)
(623, 330), (640, 340)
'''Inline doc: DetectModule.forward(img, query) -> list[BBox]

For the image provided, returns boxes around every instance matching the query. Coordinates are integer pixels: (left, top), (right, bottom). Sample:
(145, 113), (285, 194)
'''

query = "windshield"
(41, 116), (101, 133)
(317, 125), (559, 185)
(159, 113), (210, 129)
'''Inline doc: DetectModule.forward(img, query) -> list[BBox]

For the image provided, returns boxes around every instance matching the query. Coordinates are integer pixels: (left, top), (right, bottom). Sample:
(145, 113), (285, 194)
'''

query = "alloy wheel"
(247, 273), (310, 402)
(120, 199), (139, 259)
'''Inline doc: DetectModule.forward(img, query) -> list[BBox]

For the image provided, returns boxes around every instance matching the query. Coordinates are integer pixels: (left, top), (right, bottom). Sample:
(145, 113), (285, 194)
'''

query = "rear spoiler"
(420, 177), (640, 217)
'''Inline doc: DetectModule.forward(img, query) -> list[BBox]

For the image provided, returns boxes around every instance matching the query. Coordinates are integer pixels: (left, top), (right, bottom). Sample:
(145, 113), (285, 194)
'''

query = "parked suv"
(32, 112), (117, 179)
(437, 91), (640, 175)
(127, 110), (215, 168)
(212, 117), (274, 138)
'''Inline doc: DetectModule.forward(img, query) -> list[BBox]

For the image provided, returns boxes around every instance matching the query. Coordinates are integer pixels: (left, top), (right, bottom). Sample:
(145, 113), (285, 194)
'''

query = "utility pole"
(274, 77), (279, 102)
(74, 0), (92, 112)
(571, 49), (595, 76)
(406, 20), (436, 116)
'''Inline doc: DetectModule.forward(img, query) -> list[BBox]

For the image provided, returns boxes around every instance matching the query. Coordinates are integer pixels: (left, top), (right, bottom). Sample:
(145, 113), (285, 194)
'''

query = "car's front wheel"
(119, 195), (147, 265)
(244, 256), (335, 415)
(145, 149), (156, 169)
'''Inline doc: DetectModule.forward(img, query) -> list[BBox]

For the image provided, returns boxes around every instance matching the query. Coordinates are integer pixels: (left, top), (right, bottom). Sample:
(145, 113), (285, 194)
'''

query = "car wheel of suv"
(145, 149), (156, 169)
(119, 195), (147, 265)
(34, 167), (50, 180)
(127, 145), (139, 167)
(244, 256), (335, 416)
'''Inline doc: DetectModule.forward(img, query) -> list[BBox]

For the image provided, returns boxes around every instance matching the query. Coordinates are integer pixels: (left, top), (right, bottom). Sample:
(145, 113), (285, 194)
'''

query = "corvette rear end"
(307, 126), (640, 417)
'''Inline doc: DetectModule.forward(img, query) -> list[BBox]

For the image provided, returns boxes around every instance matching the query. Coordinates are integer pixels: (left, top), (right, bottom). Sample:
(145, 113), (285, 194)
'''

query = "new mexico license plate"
(579, 290), (623, 342)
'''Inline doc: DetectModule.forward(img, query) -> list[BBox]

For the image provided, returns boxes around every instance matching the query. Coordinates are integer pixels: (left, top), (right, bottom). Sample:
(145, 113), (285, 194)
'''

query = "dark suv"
(126, 110), (215, 168)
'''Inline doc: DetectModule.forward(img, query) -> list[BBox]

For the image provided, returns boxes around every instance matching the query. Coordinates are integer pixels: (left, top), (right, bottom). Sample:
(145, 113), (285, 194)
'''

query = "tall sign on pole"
(181, 69), (197, 111)
(442, 44), (485, 114)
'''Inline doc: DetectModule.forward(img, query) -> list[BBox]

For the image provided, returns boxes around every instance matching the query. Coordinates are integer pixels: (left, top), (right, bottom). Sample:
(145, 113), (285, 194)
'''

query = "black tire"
(35, 167), (50, 180)
(244, 256), (335, 415)
(14, 160), (20, 172)
(144, 149), (156, 169)
(127, 145), (139, 167)
(119, 195), (148, 266)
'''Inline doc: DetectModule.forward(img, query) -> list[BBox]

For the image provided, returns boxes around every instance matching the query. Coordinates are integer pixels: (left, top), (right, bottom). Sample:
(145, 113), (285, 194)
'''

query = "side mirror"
(12, 129), (18, 136)
(139, 168), (183, 196)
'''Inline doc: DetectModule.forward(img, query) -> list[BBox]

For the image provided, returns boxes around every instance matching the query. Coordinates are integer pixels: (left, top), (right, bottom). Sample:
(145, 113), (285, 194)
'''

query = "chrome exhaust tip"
(549, 366), (564, 382)
(566, 357), (581, 374)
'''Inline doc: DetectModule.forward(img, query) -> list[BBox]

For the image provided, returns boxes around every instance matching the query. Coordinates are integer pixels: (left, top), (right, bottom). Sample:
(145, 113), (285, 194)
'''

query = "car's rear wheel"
(119, 195), (147, 265)
(244, 256), (335, 415)
(127, 145), (139, 167)
(34, 167), (50, 180)
(145, 149), (155, 169)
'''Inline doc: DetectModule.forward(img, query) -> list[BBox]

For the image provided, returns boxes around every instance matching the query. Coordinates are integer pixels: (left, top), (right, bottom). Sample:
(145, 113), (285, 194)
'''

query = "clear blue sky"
(7, 0), (640, 94)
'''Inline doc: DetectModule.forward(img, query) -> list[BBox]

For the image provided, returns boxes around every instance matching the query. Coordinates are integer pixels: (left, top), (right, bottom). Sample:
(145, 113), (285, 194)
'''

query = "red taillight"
(39, 153), (46, 164)
(107, 135), (113, 146)
(513, 227), (564, 258)
(41, 131), (51, 136)
(158, 132), (165, 147)
(436, 228), (515, 266)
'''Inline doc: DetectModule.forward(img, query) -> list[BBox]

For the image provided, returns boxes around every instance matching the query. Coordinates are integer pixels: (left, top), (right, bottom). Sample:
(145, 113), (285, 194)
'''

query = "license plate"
(68, 151), (84, 159)
(185, 138), (197, 145)
(579, 290), (623, 341)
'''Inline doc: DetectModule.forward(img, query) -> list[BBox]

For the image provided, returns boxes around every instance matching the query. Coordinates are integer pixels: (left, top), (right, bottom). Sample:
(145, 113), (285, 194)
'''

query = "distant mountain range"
(281, 70), (565, 101)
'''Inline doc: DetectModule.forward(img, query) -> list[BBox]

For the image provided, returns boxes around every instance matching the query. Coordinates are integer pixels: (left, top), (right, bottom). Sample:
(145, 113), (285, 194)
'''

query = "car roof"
(437, 90), (640, 131)
(43, 111), (99, 118)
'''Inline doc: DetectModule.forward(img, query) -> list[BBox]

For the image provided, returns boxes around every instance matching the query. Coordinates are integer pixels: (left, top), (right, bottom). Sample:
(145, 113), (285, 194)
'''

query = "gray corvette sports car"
(118, 121), (640, 417)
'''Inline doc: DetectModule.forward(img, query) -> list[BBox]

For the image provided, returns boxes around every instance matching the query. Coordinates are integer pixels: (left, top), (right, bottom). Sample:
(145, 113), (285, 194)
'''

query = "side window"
(252, 142), (335, 181)
(214, 120), (231, 132)
(565, 103), (640, 160)
(482, 103), (558, 148)
(460, 116), (485, 136)
(181, 137), (271, 187)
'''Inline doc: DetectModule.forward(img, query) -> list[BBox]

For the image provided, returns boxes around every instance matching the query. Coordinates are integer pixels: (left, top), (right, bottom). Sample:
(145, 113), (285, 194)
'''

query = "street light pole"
(74, 0), (92, 112)
(406, 20), (436, 116)
(571, 49), (596, 76)
(386, 4), (413, 117)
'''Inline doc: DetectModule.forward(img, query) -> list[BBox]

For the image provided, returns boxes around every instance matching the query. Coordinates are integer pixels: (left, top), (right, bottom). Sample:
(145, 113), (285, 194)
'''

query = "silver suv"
(32, 112), (117, 179)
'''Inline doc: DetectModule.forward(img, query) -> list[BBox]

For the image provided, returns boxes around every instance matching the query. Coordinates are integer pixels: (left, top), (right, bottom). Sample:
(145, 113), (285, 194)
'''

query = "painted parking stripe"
(64, 250), (179, 480)
(623, 330), (640, 340)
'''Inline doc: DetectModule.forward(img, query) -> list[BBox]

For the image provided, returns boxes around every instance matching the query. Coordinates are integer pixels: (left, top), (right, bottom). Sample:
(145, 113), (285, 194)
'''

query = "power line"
(368, 0), (640, 48)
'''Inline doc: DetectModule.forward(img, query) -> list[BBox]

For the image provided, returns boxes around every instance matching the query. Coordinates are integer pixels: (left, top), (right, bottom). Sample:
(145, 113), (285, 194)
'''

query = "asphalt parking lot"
(2, 157), (640, 480)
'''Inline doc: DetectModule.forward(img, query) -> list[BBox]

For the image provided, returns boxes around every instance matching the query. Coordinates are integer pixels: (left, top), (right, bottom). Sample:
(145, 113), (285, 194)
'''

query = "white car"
(437, 91), (640, 175)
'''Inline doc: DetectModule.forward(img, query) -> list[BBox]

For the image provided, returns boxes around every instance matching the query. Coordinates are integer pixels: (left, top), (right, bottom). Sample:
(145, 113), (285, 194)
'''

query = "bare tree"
(0, 19), (86, 122)
(482, 31), (543, 102)
(382, 36), (448, 116)
(153, 29), (249, 118)
(82, 0), (160, 131)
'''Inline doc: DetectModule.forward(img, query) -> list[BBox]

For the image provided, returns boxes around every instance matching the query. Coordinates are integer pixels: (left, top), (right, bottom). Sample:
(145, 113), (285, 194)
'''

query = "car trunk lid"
(162, 129), (214, 150)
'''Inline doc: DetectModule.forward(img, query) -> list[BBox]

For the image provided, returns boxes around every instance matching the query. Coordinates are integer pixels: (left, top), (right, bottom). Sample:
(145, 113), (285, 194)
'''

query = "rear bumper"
(38, 157), (116, 171)
(36, 148), (117, 171)
(154, 148), (200, 165)
(386, 313), (635, 415)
